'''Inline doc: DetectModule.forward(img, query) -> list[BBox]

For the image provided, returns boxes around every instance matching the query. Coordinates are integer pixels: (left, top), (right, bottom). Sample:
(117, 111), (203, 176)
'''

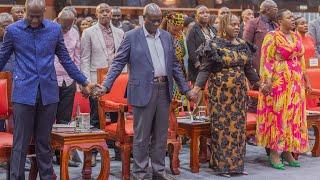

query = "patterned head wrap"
(167, 12), (184, 26)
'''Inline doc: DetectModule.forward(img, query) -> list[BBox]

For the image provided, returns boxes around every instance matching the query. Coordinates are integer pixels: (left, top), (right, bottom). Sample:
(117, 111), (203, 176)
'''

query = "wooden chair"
(97, 68), (181, 180)
(305, 69), (320, 157)
(0, 71), (13, 179)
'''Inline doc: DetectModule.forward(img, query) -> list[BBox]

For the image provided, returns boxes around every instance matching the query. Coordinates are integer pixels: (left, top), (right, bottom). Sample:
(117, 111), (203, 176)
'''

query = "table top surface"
(51, 129), (107, 138)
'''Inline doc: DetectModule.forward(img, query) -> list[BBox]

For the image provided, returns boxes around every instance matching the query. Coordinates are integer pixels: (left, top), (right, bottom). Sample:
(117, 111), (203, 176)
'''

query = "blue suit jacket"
(0, 20), (87, 105)
(103, 28), (190, 107)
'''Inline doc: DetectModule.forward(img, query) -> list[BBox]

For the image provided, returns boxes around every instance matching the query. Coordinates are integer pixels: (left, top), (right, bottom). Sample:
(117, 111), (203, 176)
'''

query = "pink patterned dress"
(256, 30), (309, 153)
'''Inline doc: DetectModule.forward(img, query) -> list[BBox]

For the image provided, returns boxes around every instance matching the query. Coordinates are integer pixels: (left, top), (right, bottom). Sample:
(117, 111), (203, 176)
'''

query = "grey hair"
(0, 13), (14, 24)
(143, 3), (161, 17)
(10, 5), (25, 13)
(260, 0), (277, 13)
(25, 0), (45, 10)
(58, 9), (75, 20)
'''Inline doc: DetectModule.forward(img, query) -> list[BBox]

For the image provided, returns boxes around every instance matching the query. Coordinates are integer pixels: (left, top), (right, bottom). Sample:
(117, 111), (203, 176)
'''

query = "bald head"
(143, 3), (162, 17)
(260, 0), (278, 20)
(25, 0), (45, 28)
(96, 3), (111, 27)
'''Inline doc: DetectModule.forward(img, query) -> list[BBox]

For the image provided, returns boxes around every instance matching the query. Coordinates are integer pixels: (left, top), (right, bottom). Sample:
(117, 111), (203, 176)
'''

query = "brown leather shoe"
(152, 172), (176, 180)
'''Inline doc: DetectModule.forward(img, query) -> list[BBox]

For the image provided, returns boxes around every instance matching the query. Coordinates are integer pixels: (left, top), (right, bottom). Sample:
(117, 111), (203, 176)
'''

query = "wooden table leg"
(312, 123), (320, 157)
(168, 140), (181, 175)
(82, 150), (92, 180)
(97, 142), (110, 180)
(60, 145), (70, 180)
(190, 132), (200, 173)
(199, 136), (208, 163)
(120, 143), (131, 180)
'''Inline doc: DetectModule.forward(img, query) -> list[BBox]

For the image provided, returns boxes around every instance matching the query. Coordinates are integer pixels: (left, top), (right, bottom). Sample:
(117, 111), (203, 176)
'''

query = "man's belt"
(153, 76), (168, 82)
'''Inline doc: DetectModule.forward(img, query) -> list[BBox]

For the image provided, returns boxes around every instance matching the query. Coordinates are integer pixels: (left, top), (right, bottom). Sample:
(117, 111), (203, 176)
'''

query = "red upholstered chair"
(306, 69), (320, 111)
(97, 68), (182, 179)
(97, 68), (132, 180)
(72, 92), (91, 118)
(246, 90), (259, 138)
(0, 72), (13, 179)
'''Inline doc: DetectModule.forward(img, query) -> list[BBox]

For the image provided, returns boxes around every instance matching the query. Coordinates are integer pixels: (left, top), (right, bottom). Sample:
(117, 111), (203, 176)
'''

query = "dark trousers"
(10, 91), (58, 180)
(56, 81), (76, 124)
(0, 120), (5, 132)
(132, 82), (170, 179)
(89, 96), (100, 128)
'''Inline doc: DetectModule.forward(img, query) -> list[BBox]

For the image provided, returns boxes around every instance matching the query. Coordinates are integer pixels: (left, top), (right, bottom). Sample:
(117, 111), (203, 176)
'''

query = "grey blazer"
(103, 28), (190, 107)
(308, 18), (320, 57)
(80, 23), (124, 83)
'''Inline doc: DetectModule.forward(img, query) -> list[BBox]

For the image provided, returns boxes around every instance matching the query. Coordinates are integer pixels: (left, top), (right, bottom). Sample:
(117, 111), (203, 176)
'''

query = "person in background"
(0, 0), (95, 179)
(209, 14), (217, 27)
(54, 10), (81, 167)
(308, 6), (320, 57)
(257, 9), (311, 170)
(296, 16), (316, 68)
(0, 13), (14, 72)
(77, 18), (92, 37)
(192, 14), (259, 177)
(183, 16), (194, 37)
(80, 3), (124, 165)
(187, 5), (216, 84)
(10, 5), (25, 22)
(0, 13), (14, 133)
(239, 9), (254, 38)
(111, 6), (123, 30)
(243, 0), (278, 113)
(122, 20), (135, 32)
(217, 7), (231, 19)
(161, 12), (188, 113)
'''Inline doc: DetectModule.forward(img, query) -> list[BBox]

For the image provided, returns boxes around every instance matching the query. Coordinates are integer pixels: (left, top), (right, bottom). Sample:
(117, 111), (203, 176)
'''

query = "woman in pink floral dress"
(257, 9), (312, 170)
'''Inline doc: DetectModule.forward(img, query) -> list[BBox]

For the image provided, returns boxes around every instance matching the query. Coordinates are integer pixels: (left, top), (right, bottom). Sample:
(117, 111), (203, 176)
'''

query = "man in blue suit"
(94, 3), (196, 180)
(0, 0), (95, 179)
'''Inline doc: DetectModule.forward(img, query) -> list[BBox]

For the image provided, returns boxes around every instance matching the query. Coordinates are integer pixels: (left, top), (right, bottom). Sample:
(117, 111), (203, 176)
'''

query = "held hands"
(90, 84), (109, 98)
(261, 81), (272, 96)
(80, 83), (96, 98)
(80, 83), (109, 98)
(187, 86), (202, 103)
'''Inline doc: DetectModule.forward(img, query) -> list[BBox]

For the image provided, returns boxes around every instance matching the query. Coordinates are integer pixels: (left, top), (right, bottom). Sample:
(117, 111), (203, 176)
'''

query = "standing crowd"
(0, 0), (319, 179)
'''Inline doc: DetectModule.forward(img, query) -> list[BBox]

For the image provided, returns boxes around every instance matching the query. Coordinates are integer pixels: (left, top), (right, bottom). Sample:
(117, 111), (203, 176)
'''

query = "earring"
(223, 31), (226, 37)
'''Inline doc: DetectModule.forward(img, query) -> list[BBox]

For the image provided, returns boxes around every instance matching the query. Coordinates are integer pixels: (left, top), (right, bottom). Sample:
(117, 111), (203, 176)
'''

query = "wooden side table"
(51, 130), (110, 180)
(307, 113), (320, 157)
(177, 119), (210, 173)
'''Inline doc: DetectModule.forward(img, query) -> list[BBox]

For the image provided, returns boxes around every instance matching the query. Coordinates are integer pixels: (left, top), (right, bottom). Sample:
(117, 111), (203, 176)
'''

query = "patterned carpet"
(1, 143), (320, 180)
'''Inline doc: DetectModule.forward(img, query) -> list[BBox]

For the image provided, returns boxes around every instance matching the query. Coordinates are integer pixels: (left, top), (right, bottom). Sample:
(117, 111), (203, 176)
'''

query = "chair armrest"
(248, 90), (259, 98)
(309, 88), (320, 97)
(100, 99), (128, 112)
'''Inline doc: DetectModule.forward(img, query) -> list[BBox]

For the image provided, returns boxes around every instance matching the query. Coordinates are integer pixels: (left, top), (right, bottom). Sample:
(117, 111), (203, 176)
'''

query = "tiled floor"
(1, 143), (320, 180)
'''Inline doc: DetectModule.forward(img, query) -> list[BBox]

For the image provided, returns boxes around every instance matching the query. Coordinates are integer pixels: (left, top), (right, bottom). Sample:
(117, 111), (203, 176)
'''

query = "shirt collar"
(22, 19), (45, 29)
(99, 22), (112, 34)
(260, 14), (272, 24)
(143, 25), (160, 38)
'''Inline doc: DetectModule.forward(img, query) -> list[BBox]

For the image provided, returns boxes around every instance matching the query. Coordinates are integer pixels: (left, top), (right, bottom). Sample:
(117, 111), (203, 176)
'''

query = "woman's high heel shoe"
(268, 157), (285, 170)
(281, 154), (301, 167)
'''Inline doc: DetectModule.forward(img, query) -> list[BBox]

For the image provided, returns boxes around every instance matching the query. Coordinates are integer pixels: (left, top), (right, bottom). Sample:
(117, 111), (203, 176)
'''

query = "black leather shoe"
(91, 154), (97, 167)
(152, 172), (176, 180)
